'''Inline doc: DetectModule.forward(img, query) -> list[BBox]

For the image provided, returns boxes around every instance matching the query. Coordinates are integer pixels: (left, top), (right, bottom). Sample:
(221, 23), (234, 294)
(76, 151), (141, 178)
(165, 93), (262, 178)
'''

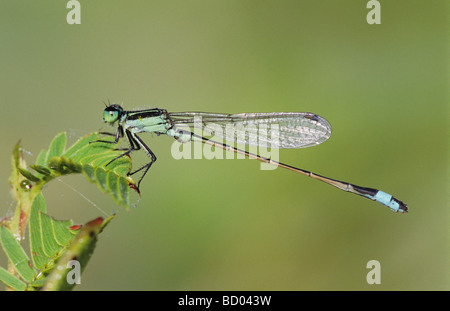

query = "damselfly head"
(103, 104), (124, 124)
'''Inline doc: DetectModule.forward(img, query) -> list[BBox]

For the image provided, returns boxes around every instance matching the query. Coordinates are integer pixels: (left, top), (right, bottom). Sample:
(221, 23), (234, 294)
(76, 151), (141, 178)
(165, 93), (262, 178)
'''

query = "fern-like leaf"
(19, 132), (137, 209)
(0, 132), (135, 290)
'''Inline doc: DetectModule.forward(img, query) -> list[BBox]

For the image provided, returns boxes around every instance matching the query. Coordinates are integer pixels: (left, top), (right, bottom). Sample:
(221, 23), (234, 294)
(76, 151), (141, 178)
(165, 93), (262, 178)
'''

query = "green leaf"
(40, 213), (62, 258)
(0, 226), (37, 283)
(63, 132), (136, 208)
(62, 132), (95, 160)
(119, 176), (130, 207)
(47, 156), (81, 175)
(42, 216), (114, 291)
(0, 266), (27, 291)
(30, 165), (52, 176)
(2, 131), (135, 290)
(45, 132), (67, 163)
(35, 149), (47, 167)
(29, 193), (49, 270)
(53, 219), (77, 246)
(23, 132), (137, 209)
(18, 168), (40, 182)
(29, 194), (80, 272)
(94, 167), (108, 192)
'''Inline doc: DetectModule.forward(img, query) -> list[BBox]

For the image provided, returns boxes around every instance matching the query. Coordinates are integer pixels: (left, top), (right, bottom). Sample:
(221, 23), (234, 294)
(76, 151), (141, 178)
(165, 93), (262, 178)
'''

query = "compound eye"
(103, 105), (123, 123)
(103, 110), (118, 123)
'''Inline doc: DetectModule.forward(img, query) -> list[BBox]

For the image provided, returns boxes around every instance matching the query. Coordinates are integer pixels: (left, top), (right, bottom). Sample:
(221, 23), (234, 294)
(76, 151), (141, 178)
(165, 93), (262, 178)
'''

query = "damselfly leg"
(92, 126), (157, 191)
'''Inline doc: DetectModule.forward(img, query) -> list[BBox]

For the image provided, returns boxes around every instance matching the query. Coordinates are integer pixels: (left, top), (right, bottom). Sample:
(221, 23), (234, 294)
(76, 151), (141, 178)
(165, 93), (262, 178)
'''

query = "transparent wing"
(168, 112), (332, 149)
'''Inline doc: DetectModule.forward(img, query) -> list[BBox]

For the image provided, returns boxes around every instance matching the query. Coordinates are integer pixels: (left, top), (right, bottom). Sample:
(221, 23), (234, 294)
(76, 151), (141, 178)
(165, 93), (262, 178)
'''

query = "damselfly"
(93, 104), (407, 213)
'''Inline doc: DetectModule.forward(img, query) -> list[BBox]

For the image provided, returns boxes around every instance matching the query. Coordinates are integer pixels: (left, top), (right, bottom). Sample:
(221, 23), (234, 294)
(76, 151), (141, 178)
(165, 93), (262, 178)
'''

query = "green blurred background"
(0, 0), (447, 290)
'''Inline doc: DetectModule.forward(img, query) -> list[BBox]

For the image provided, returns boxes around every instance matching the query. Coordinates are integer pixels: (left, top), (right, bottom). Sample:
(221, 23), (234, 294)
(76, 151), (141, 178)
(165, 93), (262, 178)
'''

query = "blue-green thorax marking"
(103, 105), (172, 135)
(124, 109), (172, 134)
